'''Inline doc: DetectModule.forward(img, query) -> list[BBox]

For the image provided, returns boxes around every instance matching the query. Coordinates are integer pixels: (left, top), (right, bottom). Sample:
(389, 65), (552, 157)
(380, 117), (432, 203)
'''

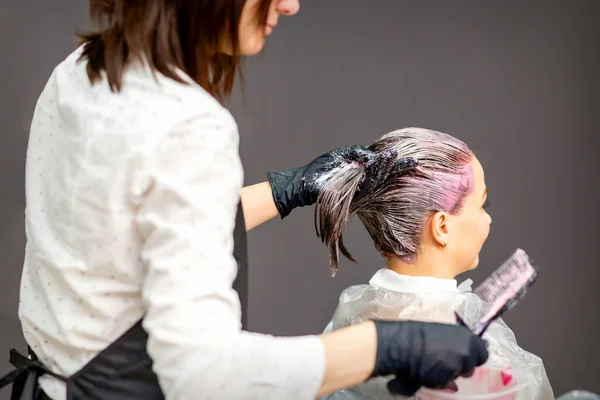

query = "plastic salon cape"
(321, 268), (554, 400)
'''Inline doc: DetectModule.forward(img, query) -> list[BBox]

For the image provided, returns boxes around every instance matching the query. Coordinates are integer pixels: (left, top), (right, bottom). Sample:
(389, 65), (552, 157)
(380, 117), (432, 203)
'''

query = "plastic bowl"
(415, 367), (534, 400)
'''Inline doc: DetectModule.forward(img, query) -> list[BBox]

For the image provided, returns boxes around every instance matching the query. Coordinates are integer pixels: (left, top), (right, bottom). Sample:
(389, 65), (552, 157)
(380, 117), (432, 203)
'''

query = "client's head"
(316, 127), (491, 279)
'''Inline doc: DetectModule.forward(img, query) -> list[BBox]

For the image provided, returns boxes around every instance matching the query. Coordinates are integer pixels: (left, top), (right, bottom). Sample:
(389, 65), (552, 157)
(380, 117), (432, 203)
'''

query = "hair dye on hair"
(315, 127), (474, 275)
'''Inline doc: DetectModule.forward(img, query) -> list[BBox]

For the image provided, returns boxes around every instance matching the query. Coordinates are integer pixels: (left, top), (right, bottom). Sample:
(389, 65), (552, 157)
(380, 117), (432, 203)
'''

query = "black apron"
(0, 203), (248, 399)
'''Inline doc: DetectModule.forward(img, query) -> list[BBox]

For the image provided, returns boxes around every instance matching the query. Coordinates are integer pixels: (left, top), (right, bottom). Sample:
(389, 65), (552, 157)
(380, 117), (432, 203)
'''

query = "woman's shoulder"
(58, 45), (235, 127)
(127, 66), (234, 126)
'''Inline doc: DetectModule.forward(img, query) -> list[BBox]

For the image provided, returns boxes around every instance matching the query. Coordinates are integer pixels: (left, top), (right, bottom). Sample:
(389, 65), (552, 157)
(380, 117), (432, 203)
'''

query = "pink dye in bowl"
(415, 367), (533, 400)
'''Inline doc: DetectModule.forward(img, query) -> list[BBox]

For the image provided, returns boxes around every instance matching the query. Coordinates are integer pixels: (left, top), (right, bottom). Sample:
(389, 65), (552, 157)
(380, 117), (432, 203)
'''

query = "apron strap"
(0, 366), (23, 390)
(0, 348), (68, 390)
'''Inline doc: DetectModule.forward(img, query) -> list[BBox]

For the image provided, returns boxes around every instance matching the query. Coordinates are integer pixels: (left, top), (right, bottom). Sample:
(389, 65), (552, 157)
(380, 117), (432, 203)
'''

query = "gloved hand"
(372, 320), (489, 396)
(267, 145), (375, 218)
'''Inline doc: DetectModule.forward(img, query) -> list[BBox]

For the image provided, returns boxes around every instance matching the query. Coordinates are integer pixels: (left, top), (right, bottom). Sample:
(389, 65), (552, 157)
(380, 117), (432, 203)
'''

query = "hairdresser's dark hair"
(79, 0), (272, 99)
(315, 127), (475, 276)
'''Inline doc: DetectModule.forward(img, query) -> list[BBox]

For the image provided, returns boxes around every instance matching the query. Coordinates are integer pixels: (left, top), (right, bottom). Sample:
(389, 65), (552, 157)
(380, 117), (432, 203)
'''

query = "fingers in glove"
(386, 377), (422, 397)
(344, 145), (375, 164)
(442, 381), (459, 392)
(470, 336), (490, 367)
(461, 368), (476, 378)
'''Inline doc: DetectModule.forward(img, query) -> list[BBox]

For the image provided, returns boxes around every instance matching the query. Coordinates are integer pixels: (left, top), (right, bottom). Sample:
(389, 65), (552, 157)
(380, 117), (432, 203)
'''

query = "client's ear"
(429, 211), (450, 248)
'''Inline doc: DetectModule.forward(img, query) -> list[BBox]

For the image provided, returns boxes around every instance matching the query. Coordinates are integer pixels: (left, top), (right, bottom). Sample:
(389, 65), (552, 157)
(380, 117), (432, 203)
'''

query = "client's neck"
(386, 256), (457, 280)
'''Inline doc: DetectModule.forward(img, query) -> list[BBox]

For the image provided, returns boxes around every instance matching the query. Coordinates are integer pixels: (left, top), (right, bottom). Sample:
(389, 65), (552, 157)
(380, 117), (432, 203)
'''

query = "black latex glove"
(267, 145), (375, 218)
(373, 320), (489, 397)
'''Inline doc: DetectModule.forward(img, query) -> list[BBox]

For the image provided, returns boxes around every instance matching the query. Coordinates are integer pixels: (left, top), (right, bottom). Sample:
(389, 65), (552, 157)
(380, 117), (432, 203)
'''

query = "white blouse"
(19, 47), (325, 400)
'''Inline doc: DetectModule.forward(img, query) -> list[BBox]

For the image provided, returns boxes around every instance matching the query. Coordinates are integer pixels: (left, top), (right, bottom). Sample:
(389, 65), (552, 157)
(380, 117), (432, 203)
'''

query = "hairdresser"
(0, 1), (488, 399)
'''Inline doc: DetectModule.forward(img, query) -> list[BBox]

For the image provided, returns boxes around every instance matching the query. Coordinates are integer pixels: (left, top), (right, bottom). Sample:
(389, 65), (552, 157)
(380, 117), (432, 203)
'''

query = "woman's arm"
(240, 182), (280, 231)
(318, 321), (377, 396)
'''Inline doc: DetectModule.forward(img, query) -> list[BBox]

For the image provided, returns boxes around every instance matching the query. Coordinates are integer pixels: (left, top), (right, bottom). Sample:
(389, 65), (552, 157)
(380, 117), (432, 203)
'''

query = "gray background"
(1, 0), (599, 398)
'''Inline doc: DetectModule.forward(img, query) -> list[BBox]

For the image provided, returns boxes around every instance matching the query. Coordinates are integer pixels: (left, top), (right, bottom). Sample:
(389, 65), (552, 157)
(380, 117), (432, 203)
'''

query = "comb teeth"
(456, 248), (539, 336)
(474, 249), (536, 302)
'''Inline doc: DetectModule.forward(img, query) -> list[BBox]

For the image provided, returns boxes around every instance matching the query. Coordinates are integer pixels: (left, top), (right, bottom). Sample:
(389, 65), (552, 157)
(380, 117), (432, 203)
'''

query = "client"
(316, 127), (553, 399)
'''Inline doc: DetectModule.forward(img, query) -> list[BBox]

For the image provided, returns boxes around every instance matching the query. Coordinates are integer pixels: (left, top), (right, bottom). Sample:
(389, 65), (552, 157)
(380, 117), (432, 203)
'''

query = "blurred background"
(1, 1), (598, 398)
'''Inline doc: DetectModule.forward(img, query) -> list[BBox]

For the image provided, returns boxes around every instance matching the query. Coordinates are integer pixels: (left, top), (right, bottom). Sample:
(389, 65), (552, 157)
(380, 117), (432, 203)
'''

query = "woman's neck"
(386, 256), (457, 280)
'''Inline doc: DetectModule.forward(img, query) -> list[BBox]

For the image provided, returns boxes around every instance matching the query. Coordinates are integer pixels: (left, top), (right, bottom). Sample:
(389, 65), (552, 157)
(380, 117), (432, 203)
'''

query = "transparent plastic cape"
(320, 279), (554, 400)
